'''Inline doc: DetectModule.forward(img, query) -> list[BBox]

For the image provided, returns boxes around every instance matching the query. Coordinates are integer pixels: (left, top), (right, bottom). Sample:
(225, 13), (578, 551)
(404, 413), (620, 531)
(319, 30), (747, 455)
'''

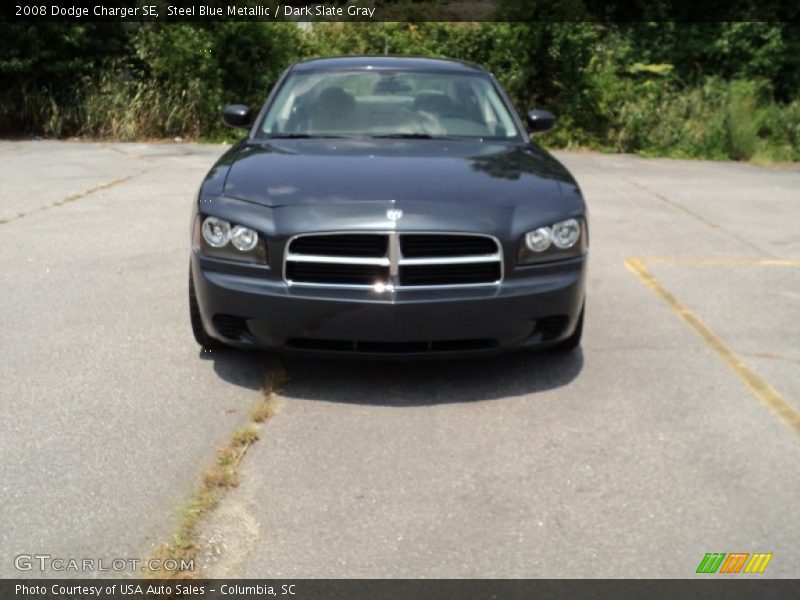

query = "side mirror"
(526, 109), (556, 133)
(222, 104), (253, 129)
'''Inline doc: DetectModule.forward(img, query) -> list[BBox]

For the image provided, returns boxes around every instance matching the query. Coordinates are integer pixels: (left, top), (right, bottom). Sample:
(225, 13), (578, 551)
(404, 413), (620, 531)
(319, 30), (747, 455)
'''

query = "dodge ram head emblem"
(386, 209), (403, 222)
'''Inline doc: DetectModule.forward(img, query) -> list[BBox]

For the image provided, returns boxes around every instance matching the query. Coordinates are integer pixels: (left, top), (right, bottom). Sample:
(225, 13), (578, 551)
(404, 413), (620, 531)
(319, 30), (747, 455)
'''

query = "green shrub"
(132, 24), (222, 134)
(602, 77), (793, 162)
(0, 22), (301, 139)
(0, 20), (796, 163)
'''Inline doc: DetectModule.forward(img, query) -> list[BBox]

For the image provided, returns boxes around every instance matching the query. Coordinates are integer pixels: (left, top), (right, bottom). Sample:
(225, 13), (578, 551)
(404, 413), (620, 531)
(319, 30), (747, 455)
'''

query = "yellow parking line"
(624, 258), (800, 437)
(638, 257), (800, 267)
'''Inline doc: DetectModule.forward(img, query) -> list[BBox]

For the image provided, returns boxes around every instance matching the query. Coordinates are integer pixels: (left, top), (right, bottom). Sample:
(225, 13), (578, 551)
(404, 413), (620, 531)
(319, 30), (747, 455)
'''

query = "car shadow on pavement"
(205, 347), (583, 405)
(279, 349), (584, 406)
(201, 348), (272, 392)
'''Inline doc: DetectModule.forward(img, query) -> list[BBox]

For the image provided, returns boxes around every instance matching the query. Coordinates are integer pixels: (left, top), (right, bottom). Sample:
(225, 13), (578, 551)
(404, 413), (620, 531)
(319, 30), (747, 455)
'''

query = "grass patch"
(230, 426), (260, 448)
(596, 77), (800, 163)
(145, 358), (288, 578)
(146, 426), (258, 578)
(249, 401), (274, 423)
(251, 361), (288, 423)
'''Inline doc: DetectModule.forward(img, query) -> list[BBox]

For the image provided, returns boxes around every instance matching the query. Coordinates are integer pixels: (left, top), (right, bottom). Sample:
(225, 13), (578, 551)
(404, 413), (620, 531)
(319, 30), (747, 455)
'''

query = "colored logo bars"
(696, 553), (773, 574)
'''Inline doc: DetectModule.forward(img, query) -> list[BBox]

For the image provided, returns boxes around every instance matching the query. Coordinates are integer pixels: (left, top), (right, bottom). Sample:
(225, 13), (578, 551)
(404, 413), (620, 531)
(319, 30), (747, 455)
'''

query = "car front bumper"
(191, 252), (586, 359)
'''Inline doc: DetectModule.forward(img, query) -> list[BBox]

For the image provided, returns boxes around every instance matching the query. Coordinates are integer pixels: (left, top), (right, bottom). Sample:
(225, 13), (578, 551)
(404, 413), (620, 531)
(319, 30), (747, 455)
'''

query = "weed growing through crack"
(250, 362), (288, 423)
(146, 358), (287, 578)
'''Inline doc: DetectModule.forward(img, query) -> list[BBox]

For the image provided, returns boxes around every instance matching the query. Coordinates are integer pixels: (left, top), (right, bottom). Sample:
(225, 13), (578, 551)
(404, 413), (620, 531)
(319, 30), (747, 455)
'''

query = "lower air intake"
(533, 315), (569, 341)
(213, 314), (247, 339)
(286, 338), (497, 354)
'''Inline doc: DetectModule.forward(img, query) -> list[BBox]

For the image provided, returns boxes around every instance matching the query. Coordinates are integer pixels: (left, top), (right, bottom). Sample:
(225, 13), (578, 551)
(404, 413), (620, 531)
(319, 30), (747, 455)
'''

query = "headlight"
(518, 217), (586, 265)
(231, 225), (259, 251)
(525, 227), (553, 252)
(202, 217), (231, 248)
(552, 218), (580, 249)
(195, 216), (267, 264)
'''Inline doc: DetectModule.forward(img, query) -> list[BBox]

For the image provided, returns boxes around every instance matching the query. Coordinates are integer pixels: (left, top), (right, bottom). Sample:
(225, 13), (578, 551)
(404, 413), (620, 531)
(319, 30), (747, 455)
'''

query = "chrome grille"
(284, 232), (503, 290)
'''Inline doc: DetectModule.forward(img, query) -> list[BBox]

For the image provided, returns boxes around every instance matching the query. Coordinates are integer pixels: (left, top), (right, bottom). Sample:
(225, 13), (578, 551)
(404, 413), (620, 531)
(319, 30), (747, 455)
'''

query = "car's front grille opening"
(533, 315), (569, 341)
(358, 340), (430, 353)
(213, 314), (248, 339)
(286, 262), (389, 286)
(285, 232), (502, 289)
(285, 338), (497, 354)
(289, 234), (387, 257)
(399, 262), (502, 286)
(430, 338), (498, 352)
(286, 338), (356, 352)
(400, 234), (498, 258)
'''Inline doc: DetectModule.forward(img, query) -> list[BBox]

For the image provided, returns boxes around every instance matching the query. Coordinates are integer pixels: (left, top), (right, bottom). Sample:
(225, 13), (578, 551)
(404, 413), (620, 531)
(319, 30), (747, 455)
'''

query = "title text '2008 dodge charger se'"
(190, 56), (588, 358)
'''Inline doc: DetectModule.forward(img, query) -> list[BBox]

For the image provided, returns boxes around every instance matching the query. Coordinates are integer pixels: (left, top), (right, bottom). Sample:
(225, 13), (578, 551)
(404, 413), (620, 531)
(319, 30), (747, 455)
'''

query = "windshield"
(258, 69), (522, 140)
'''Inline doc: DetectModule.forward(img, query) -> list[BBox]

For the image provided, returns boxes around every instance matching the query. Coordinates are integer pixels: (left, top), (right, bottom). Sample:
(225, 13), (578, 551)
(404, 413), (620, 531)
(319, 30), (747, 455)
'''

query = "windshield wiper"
(371, 133), (458, 140)
(267, 133), (466, 141)
(266, 133), (352, 139)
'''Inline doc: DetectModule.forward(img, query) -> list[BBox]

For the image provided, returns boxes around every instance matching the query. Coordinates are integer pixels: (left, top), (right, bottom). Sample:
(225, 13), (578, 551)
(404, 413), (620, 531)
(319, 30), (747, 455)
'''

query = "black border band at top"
(3, 0), (800, 23)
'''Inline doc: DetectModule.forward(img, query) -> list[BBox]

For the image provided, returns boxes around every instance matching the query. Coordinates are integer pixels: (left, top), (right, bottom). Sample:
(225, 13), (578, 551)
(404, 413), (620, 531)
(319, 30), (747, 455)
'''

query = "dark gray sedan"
(190, 56), (587, 358)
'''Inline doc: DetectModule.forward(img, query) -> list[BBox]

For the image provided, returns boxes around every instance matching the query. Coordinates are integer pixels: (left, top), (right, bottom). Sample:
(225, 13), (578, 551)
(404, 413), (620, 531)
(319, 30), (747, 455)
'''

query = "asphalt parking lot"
(1, 141), (798, 578)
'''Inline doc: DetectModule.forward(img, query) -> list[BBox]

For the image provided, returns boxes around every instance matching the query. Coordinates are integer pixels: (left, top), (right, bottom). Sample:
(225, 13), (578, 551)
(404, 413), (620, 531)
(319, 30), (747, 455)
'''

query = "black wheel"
(553, 303), (584, 352)
(189, 268), (221, 350)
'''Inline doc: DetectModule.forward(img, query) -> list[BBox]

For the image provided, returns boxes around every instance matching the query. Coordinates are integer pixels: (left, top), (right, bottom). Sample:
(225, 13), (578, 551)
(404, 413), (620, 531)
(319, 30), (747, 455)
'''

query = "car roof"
(292, 55), (489, 75)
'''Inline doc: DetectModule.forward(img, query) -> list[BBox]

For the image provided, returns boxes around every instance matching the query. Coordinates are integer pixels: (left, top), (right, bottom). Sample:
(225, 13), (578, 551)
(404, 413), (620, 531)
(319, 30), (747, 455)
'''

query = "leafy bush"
(0, 19), (796, 162)
(596, 76), (798, 161)
(0, 22), (301, 139)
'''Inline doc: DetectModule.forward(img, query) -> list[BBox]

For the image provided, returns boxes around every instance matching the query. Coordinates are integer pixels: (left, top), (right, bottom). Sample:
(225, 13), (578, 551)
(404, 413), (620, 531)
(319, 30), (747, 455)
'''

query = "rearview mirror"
(222, 104), (253, 129)
(526, 109), (556, 133)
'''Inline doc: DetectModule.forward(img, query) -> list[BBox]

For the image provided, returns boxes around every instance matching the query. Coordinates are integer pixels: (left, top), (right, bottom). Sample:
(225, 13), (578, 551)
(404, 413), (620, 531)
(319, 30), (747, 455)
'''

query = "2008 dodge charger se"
(190, 56), (588, 358)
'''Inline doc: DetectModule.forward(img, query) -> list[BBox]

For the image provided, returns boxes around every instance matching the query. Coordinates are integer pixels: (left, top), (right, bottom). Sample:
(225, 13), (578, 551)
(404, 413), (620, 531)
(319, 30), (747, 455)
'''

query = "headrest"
(413, 92), (453, 114)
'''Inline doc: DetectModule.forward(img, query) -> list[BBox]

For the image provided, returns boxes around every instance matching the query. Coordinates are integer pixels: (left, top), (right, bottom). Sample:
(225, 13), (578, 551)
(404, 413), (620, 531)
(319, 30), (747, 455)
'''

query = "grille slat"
(400, 263), (501, 286)
(289, 234), (387, 257)
(401, 234), (498, 258)
(285, 232), (502, 288)
(286, 262), (389, 286)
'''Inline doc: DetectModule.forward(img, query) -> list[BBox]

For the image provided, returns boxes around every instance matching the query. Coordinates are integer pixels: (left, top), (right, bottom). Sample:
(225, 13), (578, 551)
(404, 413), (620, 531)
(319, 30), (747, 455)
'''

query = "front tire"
(189, 268), (221, 350)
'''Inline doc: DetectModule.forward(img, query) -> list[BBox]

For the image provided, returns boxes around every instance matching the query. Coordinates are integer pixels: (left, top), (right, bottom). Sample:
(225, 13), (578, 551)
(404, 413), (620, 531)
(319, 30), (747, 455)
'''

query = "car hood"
(212, 139), (576, 211)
